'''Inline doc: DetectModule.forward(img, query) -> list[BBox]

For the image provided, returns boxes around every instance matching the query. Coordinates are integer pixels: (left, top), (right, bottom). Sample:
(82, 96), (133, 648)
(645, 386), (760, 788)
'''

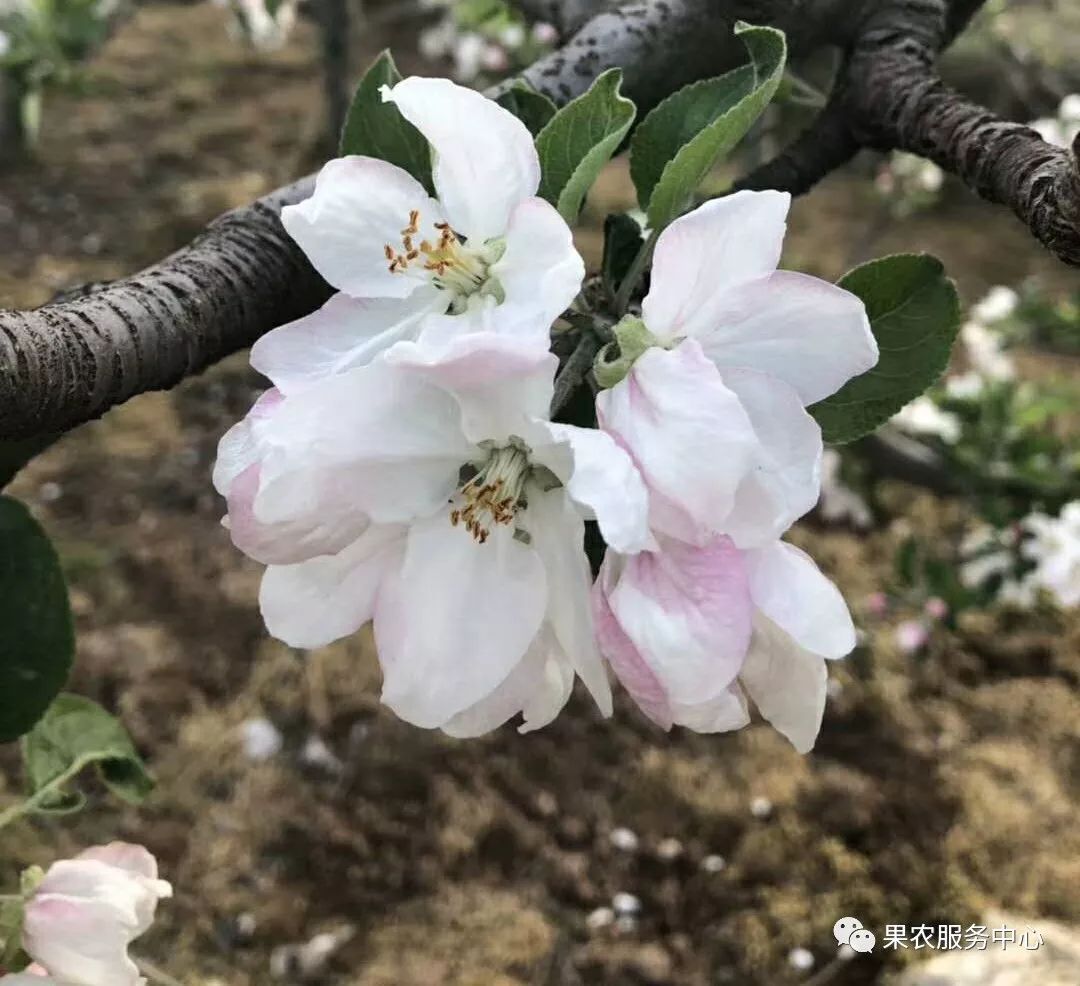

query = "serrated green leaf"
(496, 82), (557, 137)
(631, 22), (786, 231)
(602, 212), (645, 298)
(535, 69), (636, 223)
(339, 50), (433, 193)
(21, 694), (154, 813)
(810, 254), (961, 444)
(0, 497), (73, 744)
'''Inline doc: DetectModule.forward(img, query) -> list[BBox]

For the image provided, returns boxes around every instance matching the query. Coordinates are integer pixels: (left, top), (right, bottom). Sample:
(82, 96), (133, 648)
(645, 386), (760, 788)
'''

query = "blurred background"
(1, 0), (1079, 983)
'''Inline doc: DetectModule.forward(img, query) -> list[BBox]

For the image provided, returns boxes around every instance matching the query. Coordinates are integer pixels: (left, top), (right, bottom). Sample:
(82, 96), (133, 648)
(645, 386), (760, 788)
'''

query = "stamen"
(451, 445), (531, 544)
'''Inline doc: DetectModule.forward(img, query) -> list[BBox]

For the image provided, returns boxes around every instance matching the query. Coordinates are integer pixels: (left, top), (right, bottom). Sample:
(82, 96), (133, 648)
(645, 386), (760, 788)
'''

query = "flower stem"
(613, 227), (660, 316)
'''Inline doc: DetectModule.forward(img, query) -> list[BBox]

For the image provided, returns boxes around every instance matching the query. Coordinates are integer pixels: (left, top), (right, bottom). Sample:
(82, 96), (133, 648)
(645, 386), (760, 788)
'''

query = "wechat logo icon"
(834, 916), (876, 954)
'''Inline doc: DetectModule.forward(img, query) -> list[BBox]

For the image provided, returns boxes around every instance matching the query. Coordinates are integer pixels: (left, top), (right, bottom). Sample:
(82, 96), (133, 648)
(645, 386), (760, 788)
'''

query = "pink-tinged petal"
(23, 894), (142, 986)
(31, 855), (170, 942)
(443, 626), (574, 737)
(250, 288), (445, 395)
(692, 271), (878, 406)
(522, 488), (612, 717)
(374, 515), (547, 728)
(593, 555), (673, 729)
(384, 77), (540, 241)
(606, 537), (753, 706)
(0, 974), (56, 984)
(719, 367), (823, 549)
(670, 684), (750, 734)
(385, 335), (556, 444)
(211, 387), (283, 497)
(281, 156), (445, 298)
(260, 524), (406, 649)
(744, 541), (855, 659)
(225, 461), (372, 566)
(740, 612), (827, 753)
(533, 422), (651, 555)
(596, 340), (756, 544)
(490, 197), (584, 332)
(642, 191), (790, 342)
(75, 844), (159, 882)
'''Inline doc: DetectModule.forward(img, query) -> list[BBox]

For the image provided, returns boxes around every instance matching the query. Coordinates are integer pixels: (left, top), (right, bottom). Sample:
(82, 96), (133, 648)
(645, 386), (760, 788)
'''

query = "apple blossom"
(214, 337), (649, 734)
(15, 843), (171, 986)
(594, 191), (877, 549)
(594, 535), (856, 752)
(1015, 501), (1080, 608)
(892, 395), (961, 443)
(253, 77), (584, 394)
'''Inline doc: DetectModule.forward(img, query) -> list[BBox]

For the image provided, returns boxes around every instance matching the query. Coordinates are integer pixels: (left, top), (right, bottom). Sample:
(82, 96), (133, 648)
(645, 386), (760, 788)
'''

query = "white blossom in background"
(590, 192), (875, 751)
(215, 342), (649, 735)
(254, 77), (583, 391)
(971, 284), (1019, 324)
(0, 31), (10, 58)
(215, 0), (299, 50)
(1031, 93), (1080, 149)
(818, 449), (872, 529)
(13, 843), (172, 986)
(891, 395), (962, 444)
(1013, 502), (1080, 608)
(960, 318), (1015, 381)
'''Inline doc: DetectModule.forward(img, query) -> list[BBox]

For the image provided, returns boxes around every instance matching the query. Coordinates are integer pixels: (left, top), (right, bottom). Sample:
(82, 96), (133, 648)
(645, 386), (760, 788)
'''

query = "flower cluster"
(215, 77), (878, 750)
(0, 843), (171, 986)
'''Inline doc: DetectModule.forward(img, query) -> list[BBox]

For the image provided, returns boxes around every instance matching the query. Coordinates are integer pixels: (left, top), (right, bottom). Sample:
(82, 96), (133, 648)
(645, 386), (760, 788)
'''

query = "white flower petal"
(641, 191), (790, 342)
(596, 340), (757, 544)
(740, 612), (828, 753)
(669, 685), (750, 734)
(212, 387), (283, 496)
(281, 156), (445, 298)
(385, 334), (556, 445)
(24, 893), (143, 986)
(744, 541), (855, 659)
(443, 625), (574, 737)
(250, 288), (445, 395)
(534, 422), (651, 555)
(253, 363), (473, 529)
(719, 367), (823, 549)
(260, 525), (406, 649)
(490, 196), (585, 332)
(375, 515), (547, 728)
(691, 270), (878, 406)
(523, 488), (612, 717)
(384, 77), (540, 241)
(605, 536), (753, 706)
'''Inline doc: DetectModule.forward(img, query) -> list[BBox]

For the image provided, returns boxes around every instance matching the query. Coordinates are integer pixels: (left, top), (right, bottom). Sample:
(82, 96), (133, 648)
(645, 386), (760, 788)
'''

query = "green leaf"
(339, 50), (433, 194)
(630, 22), (786, 231)
(535, 68), (636, 223)
(21, 694), (154, 813)
(496, 82), (557, 137)
(0, 497), (73, 744)
(810, 254), (961, 444)
(602, 212), (646, 299)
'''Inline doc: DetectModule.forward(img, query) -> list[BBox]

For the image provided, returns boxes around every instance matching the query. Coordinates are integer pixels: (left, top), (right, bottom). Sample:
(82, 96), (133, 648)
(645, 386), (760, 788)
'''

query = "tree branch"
(733, 0), (1080, 265)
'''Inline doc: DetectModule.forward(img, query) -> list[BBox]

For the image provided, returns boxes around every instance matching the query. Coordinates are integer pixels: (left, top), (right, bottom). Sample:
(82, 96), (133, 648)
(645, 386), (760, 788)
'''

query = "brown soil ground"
(2, 4), (1079, 986)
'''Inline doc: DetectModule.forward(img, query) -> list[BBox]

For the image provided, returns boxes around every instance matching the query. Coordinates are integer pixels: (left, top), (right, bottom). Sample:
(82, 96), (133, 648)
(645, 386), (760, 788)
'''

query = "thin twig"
(550, 332), (601, 418)
(135, 957), (187, 986)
